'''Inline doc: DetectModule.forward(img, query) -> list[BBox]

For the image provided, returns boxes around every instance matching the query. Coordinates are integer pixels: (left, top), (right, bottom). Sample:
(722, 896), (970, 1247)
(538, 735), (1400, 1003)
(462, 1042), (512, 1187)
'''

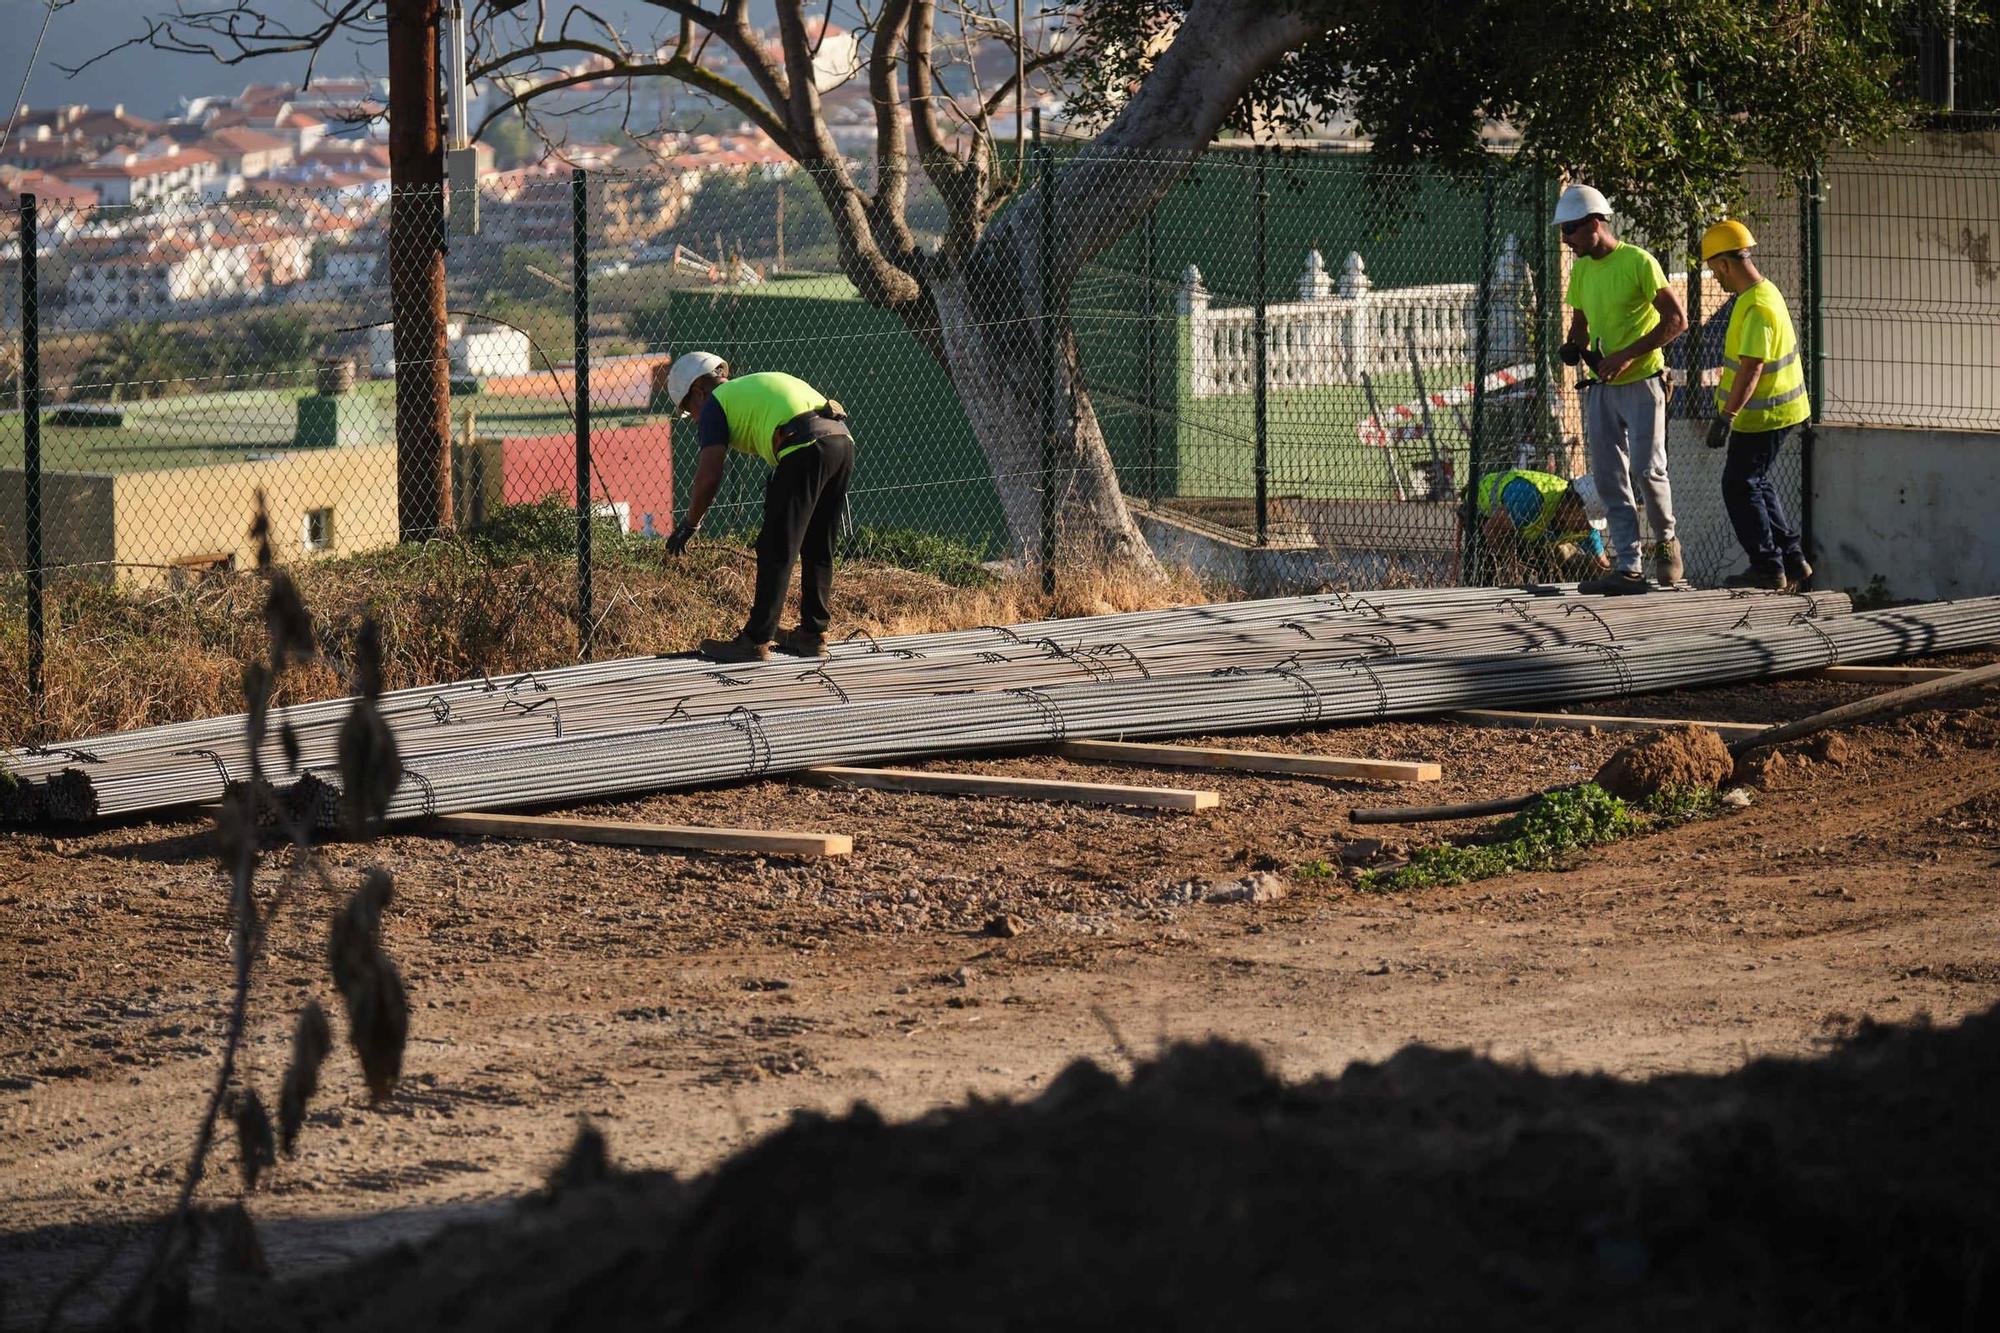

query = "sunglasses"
(1559, 217), (1596, 236)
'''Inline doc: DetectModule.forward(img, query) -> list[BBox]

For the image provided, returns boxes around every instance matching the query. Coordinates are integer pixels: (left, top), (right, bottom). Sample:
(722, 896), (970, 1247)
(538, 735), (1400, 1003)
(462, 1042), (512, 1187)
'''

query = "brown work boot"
(1653, 538), (1684, 587)
(772, 626), (829, 657)
(697, 634), (769, 663)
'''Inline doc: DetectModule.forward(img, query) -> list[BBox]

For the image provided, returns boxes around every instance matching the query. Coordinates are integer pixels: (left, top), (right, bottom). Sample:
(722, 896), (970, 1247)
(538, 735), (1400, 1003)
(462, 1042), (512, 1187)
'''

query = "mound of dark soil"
(198, 1006), (2000, 1332)
(1595, 725), (1734, 801)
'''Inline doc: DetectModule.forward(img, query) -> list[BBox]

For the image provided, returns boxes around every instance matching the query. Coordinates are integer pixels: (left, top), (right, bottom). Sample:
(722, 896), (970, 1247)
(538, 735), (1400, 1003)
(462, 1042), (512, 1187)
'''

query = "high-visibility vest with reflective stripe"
(712, 372), (831, 467)
(1717, 279), (1811, 433)
(1476, 468), (1588, 546)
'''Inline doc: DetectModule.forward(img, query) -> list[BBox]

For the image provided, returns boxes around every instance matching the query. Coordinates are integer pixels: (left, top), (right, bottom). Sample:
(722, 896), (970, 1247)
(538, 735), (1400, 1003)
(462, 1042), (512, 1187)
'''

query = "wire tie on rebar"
(1265, 663), (1326, 726)
(1279, 619), (1317, 640)
(975, 651), (1008, 664)
(404, 769), (438, 819)
(1335, 631), (1398, 657)
(798, 665), (850, 703)
(505, 671), (549, 694)
(426, 695), (454, 725)
(842, 628), (885, 653)
(501, 695), (563, 737)
(1007, 687), (1069, 743)
(888, 647), (926, 660)
(1494, 596), (1532, 621)
(1209, 664), (1252, 677)
(1575, 642), (1635, 696)
(1080, 642), (1152, 679)
(1334, 657), (1391, 720)
(1037, 639), (1115, 682)
(979, 623), (1026, 644)
(1561, 601), (1616, 641)
(174, 748), (235, 788)
(659, 698), (693, 724)
(723, 706), (775, 777)
(1349, 595), (1386, 618)
(703, 670), (752, 687)
(25, 744), (105, 764)
(1797, 618), (1842, 667)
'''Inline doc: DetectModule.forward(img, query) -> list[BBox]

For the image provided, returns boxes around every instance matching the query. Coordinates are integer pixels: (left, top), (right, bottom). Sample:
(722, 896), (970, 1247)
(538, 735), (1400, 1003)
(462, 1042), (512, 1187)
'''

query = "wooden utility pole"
(387, 0), (453, 538)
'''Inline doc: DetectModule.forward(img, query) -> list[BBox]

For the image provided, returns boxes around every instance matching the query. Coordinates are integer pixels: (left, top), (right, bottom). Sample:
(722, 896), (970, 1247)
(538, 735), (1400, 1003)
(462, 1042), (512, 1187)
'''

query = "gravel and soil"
(3, 664), (2000, 1326)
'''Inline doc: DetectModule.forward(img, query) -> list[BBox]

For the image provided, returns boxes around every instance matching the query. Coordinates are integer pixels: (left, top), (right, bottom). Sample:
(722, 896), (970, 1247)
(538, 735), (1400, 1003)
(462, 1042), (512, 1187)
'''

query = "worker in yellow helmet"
(1701, 220), (1813, 591)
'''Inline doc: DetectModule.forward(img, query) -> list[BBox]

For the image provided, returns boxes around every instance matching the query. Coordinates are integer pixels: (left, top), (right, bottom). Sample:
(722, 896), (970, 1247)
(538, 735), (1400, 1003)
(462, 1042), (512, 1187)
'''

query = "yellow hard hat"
(1700, 219), (1757, 262)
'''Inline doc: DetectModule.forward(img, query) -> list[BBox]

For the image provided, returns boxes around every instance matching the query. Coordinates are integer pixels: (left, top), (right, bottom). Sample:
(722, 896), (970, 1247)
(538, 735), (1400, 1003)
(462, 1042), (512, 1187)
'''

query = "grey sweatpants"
(1584, 376), (1675, 573)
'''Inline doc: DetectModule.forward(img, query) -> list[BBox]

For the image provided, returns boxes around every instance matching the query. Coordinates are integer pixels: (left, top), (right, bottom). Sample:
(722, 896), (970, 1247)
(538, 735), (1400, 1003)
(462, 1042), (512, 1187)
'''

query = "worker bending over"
(1473, 469), (1612, 585)
(663, 353), (855, 662)
(1557, 184), (1689, 595)
(1701, 220), (1813, 591)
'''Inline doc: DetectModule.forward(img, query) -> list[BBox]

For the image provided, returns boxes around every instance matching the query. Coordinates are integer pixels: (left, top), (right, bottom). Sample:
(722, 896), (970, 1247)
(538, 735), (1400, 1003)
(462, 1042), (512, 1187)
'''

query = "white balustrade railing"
(1178, 241), (1529, 398)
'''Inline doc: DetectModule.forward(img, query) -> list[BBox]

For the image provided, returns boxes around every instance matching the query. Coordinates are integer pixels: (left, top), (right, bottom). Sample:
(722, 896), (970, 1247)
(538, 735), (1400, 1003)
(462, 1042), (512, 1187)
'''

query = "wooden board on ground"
(1817, 665), (1966, 686)
(426, 812), (851, 857)
(1058, 739), (1440, 783)
(799, 765), (1219, 812)
(1448, 709), (1767, 740)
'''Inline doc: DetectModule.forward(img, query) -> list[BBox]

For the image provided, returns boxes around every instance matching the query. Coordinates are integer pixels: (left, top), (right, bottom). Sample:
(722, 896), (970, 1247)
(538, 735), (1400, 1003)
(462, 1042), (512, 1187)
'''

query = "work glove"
(665, 519), (696, 556)
(1559, 343), (1583, 367)
(1705, 413), (1734, 451)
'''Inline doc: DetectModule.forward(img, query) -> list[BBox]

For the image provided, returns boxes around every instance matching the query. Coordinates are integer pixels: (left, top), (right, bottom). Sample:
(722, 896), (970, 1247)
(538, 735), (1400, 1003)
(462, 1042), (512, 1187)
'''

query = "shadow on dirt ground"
(178, 1002), (1998, 1332)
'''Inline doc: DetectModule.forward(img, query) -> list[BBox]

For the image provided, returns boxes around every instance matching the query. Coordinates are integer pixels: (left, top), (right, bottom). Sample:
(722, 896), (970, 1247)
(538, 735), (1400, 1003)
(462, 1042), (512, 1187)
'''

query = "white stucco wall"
(1811, 425), (2000, 600)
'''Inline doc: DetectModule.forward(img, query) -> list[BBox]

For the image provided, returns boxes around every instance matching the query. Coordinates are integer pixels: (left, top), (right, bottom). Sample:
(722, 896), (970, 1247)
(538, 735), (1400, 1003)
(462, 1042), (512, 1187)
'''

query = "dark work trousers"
(1721, 425), (1802, 571)
(743, 433), (855, 642)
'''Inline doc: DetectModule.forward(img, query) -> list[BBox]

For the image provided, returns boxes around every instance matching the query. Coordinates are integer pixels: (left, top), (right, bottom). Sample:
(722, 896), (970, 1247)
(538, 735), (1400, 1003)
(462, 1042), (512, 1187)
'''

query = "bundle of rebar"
(346, 595), (1998, 825)
(7, 586), (1853, 823)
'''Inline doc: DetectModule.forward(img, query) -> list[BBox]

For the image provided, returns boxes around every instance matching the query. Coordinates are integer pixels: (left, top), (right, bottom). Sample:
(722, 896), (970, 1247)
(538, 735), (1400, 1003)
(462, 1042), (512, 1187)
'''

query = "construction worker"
(662, 352), (855, 662)
(1556, 184), (1690, 596)
(1701, 219), (1813, 590)
(1473, 469), (1612, 584)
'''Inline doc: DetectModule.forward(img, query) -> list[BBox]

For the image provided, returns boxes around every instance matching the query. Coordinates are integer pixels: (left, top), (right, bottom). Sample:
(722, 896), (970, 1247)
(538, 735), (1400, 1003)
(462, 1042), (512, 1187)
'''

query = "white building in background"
(63, 142), (220, 207)
(368, 321), (531, 378)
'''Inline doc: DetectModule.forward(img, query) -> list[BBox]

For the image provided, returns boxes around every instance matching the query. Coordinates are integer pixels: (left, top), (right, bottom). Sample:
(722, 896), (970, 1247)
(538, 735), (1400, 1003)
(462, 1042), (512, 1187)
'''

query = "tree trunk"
(387, 0), (452, 540)
(927, 270), (1160, 576)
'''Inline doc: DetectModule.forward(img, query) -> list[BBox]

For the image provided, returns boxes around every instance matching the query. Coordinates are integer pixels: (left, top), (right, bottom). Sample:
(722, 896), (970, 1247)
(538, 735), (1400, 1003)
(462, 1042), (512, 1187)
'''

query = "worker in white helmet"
(660, 351), (855, 662)
(1700, 218), (1813, 591)
(1555, 183), (1689, 595)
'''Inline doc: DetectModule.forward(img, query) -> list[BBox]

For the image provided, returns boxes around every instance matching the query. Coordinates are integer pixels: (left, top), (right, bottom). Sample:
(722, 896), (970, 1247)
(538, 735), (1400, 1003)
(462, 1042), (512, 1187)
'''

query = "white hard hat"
(1554, 184), (1612, 227)
(666, 351), (728, 417)
(1569, 474), (1609, 529)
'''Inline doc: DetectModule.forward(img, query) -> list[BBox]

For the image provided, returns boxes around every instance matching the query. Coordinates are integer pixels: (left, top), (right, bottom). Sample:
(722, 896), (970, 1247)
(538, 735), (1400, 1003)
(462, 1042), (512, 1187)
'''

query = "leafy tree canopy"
(1063, 0), (1967, 243)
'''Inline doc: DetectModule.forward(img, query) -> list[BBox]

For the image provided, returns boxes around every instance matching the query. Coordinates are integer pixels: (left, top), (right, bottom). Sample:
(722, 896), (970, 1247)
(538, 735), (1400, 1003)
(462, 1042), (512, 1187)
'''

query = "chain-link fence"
(7, 135), (1993, 713)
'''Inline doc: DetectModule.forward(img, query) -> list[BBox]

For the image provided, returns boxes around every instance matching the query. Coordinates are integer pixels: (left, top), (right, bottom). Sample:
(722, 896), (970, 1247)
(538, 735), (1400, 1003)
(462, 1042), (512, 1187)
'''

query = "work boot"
(772, 626), (829, 658)
(1579, 569), (1651, 596)
(1653, 538), (1684, 587)
(1723, 565), (1788, 592)
(697, 634), (769, 663)
(1784, 553), (1814, 590)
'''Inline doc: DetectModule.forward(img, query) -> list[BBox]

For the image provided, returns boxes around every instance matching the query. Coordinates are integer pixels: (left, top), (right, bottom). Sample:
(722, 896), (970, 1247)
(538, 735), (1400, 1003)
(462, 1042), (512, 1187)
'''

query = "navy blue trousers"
(1722, 425), (1802, 570)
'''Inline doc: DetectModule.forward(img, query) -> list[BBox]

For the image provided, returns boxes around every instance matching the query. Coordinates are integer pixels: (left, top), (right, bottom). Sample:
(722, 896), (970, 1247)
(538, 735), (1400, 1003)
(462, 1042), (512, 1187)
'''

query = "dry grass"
(0, 543), (1211, 746)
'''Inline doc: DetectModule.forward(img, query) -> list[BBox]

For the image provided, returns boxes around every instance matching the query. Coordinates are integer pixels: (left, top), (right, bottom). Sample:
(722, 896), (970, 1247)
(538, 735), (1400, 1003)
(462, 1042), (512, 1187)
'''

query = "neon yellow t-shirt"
(1565, 242), (1669, 386)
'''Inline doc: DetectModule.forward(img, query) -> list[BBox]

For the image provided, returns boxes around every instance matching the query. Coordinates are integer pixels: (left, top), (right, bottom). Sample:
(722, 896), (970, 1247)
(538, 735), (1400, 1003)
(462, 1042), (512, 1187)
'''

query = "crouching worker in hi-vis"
(1474, 469), (1613, 585)
(1700, 219), (1813, 591)
(661, 352), (856, 662)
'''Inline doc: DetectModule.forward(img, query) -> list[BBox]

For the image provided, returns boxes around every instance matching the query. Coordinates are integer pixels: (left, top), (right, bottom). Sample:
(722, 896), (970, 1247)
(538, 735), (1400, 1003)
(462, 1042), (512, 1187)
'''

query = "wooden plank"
(1059, 739), (1440, 783)
(799, 765), (1219, 812)
(1817, 665), (1965, 686)
(1448, 709), (1767, 740)
(426, 812), (851, 857)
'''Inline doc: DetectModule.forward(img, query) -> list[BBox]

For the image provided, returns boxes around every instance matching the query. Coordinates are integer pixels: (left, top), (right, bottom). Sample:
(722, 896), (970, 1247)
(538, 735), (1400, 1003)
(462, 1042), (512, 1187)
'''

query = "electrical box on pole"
(446, 1), (479, 234)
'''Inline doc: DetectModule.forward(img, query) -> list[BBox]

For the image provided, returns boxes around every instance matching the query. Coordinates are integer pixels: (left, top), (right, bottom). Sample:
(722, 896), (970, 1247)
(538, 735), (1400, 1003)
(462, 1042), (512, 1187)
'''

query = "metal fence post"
(1800, 165), (1824, 562)
(1035, 109), (1056, 595)
(1464, 161), (1497, 583)
(1253, 146), (1269, 546)
(1531, 168), (1554, 467)
(1683, 222), (1704, 421)
(19, 193), (44, 707)
(571, 167), (593, 659)
(1141, 208), (1158, 505)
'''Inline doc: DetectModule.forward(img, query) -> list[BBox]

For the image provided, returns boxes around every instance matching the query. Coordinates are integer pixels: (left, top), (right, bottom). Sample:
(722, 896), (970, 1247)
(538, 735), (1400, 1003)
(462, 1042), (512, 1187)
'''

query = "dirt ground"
(4, 663), (2000, 1326)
